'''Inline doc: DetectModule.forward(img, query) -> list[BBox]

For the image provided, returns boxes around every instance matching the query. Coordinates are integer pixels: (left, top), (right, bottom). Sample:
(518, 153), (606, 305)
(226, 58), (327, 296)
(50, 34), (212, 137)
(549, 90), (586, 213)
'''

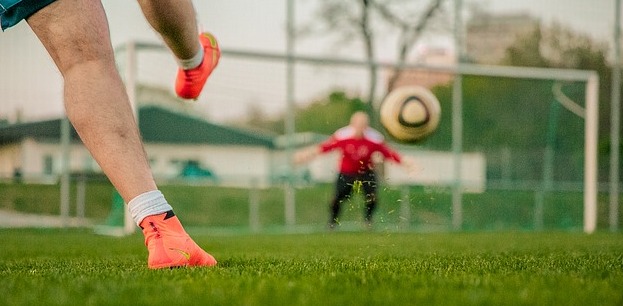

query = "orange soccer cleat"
(140, 211), (217, 269)
(175, 32), (221, 100)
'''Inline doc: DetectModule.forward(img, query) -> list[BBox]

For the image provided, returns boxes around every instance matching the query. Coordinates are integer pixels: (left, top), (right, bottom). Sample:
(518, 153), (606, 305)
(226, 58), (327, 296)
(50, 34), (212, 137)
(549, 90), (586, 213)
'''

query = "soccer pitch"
(0, 230), (621, 306)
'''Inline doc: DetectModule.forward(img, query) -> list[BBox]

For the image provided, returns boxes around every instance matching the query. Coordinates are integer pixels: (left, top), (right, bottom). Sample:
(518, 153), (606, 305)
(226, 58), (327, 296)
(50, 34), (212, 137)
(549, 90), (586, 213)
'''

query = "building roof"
(0, 118), (81, 145)
(0, 105), (275, 148)
(273, 132), (329, 149)
(138, 106), (274, 148)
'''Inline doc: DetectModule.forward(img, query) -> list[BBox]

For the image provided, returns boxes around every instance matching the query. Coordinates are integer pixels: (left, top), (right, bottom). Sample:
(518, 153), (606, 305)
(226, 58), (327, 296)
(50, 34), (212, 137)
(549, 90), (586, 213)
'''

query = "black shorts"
(1, 0), (57, 30)
(335, 170), (378, 199)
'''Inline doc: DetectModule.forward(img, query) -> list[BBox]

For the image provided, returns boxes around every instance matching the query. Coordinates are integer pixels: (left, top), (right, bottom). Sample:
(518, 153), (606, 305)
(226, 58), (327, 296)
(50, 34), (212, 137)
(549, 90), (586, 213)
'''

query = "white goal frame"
(115, 42), (599, 234)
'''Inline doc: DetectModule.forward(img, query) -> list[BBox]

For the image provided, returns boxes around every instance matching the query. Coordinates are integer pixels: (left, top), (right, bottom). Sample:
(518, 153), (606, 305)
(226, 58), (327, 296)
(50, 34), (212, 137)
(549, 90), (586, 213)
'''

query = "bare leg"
(25, 0), (217, 269)
(27, 0), (156, 203)
(137, 0), (200, 60)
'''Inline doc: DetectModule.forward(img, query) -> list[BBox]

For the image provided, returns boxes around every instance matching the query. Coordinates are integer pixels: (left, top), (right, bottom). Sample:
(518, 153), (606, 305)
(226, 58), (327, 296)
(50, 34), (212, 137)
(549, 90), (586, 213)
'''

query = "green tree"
(501, 22), (613, 181)
(243, 91), (366, 135)
(294, 91), (367, 135)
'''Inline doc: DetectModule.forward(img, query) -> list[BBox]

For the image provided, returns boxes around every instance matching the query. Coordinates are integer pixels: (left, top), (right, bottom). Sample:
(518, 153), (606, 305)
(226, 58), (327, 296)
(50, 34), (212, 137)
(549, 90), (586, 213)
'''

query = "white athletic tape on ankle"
(176, 41), (205, 70)
(128, 190), (173, 226)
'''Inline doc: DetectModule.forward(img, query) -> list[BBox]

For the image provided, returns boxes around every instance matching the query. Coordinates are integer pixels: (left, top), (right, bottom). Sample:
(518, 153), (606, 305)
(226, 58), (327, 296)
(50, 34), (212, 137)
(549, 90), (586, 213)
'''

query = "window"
(43, 155), (53, 175)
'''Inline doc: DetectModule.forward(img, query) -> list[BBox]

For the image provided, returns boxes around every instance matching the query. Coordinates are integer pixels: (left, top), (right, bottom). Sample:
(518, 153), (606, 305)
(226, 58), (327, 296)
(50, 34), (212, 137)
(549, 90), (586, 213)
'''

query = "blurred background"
(0, 0), (620, 233)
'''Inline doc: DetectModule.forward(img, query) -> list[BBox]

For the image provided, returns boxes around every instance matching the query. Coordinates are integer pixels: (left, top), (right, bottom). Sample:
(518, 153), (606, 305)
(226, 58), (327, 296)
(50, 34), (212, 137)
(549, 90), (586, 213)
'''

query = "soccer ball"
(379, 86), (441, 143)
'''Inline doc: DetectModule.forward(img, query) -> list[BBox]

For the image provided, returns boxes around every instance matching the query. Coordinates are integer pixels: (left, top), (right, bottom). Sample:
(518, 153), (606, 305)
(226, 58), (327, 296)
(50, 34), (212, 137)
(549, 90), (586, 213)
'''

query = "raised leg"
(137, 0), (220, 100)
(26, 0), (217, 269)
(137, 0), (200, 60)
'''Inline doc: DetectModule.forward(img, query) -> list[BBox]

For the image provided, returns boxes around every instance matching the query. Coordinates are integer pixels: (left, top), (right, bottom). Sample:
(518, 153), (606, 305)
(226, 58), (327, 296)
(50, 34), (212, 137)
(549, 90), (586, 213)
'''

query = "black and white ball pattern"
(380, 86), (441, 143)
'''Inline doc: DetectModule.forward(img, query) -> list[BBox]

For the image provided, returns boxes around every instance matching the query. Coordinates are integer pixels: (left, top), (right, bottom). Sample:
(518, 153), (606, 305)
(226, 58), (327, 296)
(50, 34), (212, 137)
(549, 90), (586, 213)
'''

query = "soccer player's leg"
(137, 0), (220, 100)
(27, 0), (156, 203)
(27, 0), (216, 269)
(329, 173), (355, 229)
(362, 171), (378, 228)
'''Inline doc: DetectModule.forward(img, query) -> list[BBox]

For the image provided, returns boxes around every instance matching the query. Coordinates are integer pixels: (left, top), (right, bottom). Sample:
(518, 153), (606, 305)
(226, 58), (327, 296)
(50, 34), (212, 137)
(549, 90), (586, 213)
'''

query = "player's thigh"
(26, 0), (114, 74)
(335, 174), (354, 198)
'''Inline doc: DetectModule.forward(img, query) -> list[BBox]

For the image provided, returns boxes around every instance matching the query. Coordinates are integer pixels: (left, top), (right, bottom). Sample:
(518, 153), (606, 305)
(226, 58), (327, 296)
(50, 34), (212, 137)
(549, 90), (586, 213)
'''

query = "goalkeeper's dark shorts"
(334, 170), (378, 201)
(1, 0), (57, 30)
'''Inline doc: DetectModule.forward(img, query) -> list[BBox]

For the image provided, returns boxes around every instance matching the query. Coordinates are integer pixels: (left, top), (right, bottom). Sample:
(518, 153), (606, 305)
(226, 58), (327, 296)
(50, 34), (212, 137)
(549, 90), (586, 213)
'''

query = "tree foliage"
(294, 91), (368, 135)
(243, 91), (366, 135)
(499, 22), (614, 180)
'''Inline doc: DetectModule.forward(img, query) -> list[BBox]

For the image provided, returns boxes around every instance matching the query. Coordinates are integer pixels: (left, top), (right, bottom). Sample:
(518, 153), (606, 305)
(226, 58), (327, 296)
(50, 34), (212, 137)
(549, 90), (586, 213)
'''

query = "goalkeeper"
(295, 112), (415, 229)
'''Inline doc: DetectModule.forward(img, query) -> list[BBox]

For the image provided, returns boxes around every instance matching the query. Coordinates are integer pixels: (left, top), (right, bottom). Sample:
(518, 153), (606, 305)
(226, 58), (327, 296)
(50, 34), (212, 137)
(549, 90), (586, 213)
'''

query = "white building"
(0, 105), (485, 191)
(0, 105), (279, 187)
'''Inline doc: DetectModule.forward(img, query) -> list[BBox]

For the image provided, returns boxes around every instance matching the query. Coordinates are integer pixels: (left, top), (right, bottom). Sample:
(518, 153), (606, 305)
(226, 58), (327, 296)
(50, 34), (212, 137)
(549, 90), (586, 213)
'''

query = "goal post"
(584, 74), (599, 233)
(222, 49), (600, 233)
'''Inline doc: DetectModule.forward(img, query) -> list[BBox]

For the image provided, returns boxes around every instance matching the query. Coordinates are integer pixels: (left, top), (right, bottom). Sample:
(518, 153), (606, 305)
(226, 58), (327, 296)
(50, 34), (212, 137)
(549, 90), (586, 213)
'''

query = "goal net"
(105, 42), (598, 234)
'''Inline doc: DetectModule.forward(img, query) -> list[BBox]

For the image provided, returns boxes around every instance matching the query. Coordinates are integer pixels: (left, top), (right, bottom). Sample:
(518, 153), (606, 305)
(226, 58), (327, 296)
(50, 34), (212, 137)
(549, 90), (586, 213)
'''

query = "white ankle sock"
(128, 190), (173, 226)
(176, 41), (204, 70)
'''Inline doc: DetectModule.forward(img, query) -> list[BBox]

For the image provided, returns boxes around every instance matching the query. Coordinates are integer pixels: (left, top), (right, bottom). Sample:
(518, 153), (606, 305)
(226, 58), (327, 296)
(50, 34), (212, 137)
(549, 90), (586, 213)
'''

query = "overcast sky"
(0, 0), (617, 123)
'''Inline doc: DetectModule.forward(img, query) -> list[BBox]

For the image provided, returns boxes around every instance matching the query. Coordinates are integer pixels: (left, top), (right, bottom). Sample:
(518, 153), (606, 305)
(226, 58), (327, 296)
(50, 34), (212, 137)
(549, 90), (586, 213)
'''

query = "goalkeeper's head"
(349, 111), (369, 138)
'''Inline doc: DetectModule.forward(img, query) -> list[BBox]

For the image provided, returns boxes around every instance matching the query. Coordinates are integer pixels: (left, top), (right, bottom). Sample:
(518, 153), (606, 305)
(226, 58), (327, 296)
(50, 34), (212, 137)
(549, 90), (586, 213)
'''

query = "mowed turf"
(0, 229), (621, 306)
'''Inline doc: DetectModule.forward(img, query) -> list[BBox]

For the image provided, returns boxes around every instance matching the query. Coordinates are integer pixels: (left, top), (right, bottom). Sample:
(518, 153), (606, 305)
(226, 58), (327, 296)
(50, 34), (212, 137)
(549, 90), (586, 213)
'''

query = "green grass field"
(1, 229), (621, 306)
(3, 182), (617, 231)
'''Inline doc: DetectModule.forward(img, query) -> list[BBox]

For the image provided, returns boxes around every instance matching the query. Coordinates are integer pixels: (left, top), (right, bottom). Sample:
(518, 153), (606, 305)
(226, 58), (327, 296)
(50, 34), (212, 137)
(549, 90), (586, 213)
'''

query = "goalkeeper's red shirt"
(319, 126), (402, 175)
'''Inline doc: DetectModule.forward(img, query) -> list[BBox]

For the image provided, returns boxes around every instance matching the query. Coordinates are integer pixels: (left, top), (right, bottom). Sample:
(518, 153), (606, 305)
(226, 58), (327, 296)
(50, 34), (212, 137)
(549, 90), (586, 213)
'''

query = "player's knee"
(60, 52), (115, 78)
